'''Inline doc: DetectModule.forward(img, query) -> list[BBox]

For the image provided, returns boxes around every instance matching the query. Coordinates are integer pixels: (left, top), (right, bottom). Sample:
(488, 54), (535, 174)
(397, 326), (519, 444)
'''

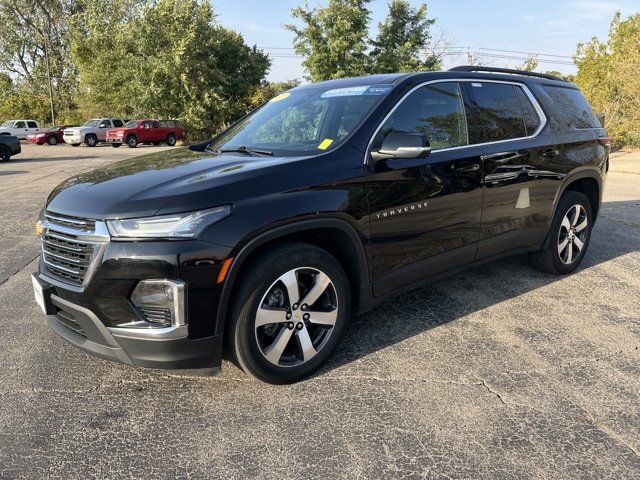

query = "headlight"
(107, 205), (231, 239)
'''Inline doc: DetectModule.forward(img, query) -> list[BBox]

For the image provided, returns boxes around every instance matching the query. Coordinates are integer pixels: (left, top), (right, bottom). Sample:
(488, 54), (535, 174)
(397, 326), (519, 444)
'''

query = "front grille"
(140, 307), (172, 326)
(41, 212), (105, 287)
(56, 310), (86, 337)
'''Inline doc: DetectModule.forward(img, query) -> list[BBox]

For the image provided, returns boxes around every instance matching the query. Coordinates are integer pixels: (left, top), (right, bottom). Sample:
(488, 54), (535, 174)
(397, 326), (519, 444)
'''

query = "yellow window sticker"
(317, 138), (333, 150)
(269, 92), (290, 103)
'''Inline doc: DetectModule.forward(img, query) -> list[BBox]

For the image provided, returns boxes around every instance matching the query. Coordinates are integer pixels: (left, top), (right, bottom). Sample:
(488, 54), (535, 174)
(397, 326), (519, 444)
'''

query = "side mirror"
(371, 132), (431, 162)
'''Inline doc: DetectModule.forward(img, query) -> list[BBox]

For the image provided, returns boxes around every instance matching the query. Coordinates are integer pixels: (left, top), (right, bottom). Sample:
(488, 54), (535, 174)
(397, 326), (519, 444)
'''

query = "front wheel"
(0, 145), (10, 162)
(226, 242), (350, 384)
(85, 135), (98, 147)
(126, 135), (138, 148)
(530, 191), (593, 274)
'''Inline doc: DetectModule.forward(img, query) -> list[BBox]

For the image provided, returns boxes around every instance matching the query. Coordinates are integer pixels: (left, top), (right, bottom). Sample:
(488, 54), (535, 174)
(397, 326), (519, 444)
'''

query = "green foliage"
(287, 0), (439, 81)
(69, 0), (271, 140)
(575, 12), (640, 146)
(369, 0), (439, 73)
(0, 0), (80, 124)
(517, 54), (539, 72)
(286, 0), (372, 82)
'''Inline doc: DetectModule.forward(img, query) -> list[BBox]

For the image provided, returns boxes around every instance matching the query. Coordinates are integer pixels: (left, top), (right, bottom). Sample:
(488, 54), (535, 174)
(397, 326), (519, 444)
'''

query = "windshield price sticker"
(321, 85), (393, 98)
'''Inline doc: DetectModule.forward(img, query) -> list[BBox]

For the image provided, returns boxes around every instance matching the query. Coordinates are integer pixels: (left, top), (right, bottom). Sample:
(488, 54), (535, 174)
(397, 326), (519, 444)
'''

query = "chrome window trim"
(364, 78), (548, 164)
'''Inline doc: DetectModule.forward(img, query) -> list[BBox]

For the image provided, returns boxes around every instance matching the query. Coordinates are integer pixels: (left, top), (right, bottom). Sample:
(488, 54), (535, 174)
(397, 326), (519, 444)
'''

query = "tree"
(369, 0), (439, 73)
(0, 0), (81, 123)
(575, 12), (640, 146)
(517, 54), (538, 71)
(285, 0), (372, 81)
(70, 0), (271, 139)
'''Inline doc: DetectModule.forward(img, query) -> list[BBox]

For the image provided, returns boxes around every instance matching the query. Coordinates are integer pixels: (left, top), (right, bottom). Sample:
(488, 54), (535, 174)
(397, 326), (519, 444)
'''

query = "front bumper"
(106, 137), (123, 143)
(36, 274), (223, 373)
(63, 134), (82, 144)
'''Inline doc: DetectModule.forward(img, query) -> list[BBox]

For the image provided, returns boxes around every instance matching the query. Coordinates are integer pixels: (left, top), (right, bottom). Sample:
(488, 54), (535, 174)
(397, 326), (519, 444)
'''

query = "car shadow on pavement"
(320, 200), (640, 376)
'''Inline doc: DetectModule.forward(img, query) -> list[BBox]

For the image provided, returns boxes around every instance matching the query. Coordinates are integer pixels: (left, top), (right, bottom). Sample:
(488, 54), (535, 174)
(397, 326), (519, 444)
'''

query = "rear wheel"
(126, 135), (138, 148)
(530, 191), (593, 274)
(0, 145), (10, 162)
(166, 133), (176, 146)
(47, 135), (58, 145)
(85, 135), (98, 147)
(226, 242), (350, 384)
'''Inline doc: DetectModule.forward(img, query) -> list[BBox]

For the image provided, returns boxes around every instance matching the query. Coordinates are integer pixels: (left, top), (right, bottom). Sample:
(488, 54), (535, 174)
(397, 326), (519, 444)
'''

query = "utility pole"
(43, 37), (56, 126)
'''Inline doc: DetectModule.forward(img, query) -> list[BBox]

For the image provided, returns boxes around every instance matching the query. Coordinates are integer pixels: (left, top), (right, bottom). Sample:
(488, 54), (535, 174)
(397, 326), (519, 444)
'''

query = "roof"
(292, 66), (570, 92)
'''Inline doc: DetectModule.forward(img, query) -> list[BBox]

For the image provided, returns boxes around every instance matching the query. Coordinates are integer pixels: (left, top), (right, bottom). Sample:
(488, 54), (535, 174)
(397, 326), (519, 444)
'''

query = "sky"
(215, 0), (638, 82)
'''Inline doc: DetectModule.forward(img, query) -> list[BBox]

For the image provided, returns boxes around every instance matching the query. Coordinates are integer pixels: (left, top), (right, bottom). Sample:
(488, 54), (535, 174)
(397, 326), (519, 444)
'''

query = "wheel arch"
(215, 218), (371, 337)
(543, 169), (602, 249)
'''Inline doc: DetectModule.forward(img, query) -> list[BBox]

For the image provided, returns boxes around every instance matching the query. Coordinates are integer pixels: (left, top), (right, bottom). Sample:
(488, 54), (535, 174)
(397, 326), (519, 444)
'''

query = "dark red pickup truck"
(106, 119), (183, 148)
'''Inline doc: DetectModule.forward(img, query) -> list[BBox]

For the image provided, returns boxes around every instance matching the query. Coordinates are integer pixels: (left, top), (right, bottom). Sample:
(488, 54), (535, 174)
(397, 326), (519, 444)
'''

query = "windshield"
(208, 84), (394, 156)
(124, 120), (140, 128)
(1, 121), (13, 127)
(82, 119), (100, 127)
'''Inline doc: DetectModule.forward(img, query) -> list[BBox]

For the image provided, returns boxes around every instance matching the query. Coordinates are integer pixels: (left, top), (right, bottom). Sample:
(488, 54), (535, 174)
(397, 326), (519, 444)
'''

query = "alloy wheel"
(254, 267), (338, 367)
(558, 204), (588, 264)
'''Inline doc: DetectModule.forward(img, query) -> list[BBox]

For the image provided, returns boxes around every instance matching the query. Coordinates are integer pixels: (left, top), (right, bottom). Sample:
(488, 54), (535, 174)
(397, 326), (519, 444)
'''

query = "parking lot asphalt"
(0, 144), (638, 479)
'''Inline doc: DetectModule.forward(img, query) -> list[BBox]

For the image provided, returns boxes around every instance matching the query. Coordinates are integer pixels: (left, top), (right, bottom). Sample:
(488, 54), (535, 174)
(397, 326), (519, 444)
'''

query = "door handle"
(455, 163), (480, 173)
(481, 151), (526, 163)
(542, 149), (560, 159)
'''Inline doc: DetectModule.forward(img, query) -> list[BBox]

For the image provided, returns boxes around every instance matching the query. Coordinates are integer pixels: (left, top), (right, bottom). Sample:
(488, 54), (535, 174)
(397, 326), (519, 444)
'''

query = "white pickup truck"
(63, 118), (127, 147)
(0, 120), (41, 139)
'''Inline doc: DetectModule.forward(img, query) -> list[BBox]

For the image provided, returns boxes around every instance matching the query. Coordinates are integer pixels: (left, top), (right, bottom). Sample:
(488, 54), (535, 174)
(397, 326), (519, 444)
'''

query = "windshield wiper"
(214, 145), (273, 156)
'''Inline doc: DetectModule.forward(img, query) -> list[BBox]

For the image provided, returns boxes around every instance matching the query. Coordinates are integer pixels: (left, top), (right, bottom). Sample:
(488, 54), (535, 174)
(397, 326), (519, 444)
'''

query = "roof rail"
(448, 65), (568, 82)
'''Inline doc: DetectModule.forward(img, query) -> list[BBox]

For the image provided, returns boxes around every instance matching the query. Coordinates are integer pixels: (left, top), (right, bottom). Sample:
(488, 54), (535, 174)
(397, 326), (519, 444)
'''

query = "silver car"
(63, 118), (127, 147)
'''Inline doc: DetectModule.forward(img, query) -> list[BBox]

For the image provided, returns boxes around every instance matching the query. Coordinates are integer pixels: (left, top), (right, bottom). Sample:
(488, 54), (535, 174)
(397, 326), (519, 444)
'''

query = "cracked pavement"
(0, 144), (639, 479)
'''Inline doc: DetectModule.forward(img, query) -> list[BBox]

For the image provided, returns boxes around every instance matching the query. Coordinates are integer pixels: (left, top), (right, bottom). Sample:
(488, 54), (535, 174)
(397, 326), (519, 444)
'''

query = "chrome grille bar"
(39, 211), (109, 287)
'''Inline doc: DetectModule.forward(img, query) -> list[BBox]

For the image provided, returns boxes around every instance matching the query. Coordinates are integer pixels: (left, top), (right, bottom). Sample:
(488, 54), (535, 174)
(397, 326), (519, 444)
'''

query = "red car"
(27, 125), (76, 145)
(106, 119), (183, 148)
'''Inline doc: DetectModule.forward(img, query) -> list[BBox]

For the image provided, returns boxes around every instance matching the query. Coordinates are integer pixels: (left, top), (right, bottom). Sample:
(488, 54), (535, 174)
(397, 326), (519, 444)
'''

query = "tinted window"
(543, 86), (600, 129)
(514, 87), (541, 135)
(113, 119), (123, 127)
(15, 121), (26, 128)
(379, 82), (468, 150)
(152, 121), (159, 128)
(27, 121), (38, 128)
(469, 83), (527, 142)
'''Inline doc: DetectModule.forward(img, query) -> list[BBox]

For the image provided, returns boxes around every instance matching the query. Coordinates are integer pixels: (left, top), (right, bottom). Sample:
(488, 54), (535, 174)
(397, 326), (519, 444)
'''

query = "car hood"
(46, 147), (307, 219)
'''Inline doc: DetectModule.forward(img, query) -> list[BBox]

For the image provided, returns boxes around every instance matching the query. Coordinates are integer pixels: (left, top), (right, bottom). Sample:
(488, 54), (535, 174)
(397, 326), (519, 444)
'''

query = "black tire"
(166, 133), (176, 146)
(85, 135), (98, 147)
(0, 145), (10, 162)
(530, 191), (593, 274)
(126, 135), (138, 148)
(111, 143), (122, 148)
(47, 135), (58, 145)
(226, 242), (350, 384)
(71, 143), (80, 147)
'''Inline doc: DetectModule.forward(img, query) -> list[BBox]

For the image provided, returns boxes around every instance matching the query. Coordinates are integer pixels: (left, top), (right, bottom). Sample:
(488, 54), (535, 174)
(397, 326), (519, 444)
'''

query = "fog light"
(131, 280), (186, 327)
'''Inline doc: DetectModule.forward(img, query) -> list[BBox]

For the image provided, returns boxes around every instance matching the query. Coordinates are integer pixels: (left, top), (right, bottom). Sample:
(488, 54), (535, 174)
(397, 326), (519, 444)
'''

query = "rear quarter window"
(543, 85), (600, 129)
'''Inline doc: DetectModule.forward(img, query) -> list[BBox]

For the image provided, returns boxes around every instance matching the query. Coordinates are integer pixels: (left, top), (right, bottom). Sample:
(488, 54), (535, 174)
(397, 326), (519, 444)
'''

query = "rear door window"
(112, 119), (123, 128)
(378, 81), (468, 150)
(466, 83), (527, 142)
(27, 121), (38, 128)
(542, 85), (600, 129)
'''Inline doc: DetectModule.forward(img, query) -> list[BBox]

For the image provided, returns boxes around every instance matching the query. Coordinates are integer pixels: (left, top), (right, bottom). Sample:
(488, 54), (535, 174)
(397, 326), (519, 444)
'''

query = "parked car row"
(0, 118), (183, 148)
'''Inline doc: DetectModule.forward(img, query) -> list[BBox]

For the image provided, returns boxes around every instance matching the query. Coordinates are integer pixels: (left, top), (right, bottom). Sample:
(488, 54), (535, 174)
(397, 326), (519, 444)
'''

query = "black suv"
(32, 66), (609, 383)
